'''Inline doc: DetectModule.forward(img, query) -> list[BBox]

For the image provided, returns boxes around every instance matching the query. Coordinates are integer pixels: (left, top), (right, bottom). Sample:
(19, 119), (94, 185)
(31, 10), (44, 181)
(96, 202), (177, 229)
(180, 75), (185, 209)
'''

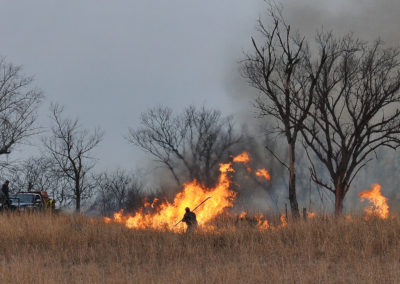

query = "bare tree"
(241, 5), (326, 218)
(128, 105), (241, 188)
(9, 156), (69, 206)
(0, 57), (43, 155)
(43, 104), (103, 212)
(300, 34), (400, 215)
(92, 169), (139, 215)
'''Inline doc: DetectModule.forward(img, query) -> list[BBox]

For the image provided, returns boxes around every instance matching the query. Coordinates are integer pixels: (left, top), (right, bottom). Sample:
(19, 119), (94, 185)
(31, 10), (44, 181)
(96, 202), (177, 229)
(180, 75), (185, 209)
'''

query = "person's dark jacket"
(1, 183), (9, 200)
(182, 211), (197, 227)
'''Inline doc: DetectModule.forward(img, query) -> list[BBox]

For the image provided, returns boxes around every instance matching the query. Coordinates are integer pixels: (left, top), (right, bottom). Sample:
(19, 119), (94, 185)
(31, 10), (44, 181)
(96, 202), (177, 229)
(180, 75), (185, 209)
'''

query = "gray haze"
(0, 0), (262, 171)
(1, 0), (400, 211)
(227, 0), (400, 212)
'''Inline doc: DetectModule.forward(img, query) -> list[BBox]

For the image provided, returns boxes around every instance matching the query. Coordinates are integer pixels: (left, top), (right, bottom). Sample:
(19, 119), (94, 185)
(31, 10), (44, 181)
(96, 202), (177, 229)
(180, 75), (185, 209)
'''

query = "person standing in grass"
(1, 180), (10, 207)
(182, 207), (197, 232)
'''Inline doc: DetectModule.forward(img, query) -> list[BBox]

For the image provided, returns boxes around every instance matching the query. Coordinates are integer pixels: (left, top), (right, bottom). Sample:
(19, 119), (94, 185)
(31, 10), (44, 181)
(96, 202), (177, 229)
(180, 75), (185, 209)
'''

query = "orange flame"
(105, 152), (273, 232)
(307, 212), (316, 219)
(105, 157), (246, 231)
(255, 169), (271, 181)
(359, 184), (389, 219)
(279, 214), (287, 227)
(232, 152), (250, 164)
(232, 152), (251, 172)
(239, 211), (247, 219)
(257, 213), (287, 231)
(257, 217), (270, 230)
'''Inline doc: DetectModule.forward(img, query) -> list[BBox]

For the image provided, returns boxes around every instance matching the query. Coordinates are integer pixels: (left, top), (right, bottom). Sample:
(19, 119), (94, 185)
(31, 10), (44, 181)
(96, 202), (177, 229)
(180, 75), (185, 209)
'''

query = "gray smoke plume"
(226, 0), (400, 214)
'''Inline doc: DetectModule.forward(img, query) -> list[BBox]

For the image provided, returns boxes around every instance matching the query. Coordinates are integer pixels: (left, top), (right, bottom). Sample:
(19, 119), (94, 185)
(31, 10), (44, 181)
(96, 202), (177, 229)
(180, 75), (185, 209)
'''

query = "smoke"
(279, 0), (400, 45)
(225, 0), (400, 214)
(127, 0), (400, 215)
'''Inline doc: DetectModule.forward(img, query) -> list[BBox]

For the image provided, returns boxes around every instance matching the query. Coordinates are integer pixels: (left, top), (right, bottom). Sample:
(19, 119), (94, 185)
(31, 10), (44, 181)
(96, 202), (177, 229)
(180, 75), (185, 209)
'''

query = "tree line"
(1, 3), (400, 216)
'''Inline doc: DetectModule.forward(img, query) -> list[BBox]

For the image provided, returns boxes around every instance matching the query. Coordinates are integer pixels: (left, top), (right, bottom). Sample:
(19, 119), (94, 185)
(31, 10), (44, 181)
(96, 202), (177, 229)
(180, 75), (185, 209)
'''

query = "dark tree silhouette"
(0, 57), (43, 156)
(43, 104), (103, 212)
(128, 105), (241, 188)
(300, 34), (400, 215)
(241, 5), (326, 218)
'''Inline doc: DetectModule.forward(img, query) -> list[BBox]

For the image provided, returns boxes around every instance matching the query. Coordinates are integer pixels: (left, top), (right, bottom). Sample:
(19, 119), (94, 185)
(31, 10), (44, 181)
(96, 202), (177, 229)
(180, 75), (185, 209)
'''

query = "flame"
(279, 214), (287, 227)
(105, 155), (257, 231)
(232, 152), (250, 164)
(255, 169), (271, 181)
(257, 218), (270, 230)
(307, 212), (316, 219)
(232, 152), (251, 172)
(151, 198), (159, 208)
(105, 151), (275, 232)
(359, 184), (389, 219)
(256, 214), (287, 231)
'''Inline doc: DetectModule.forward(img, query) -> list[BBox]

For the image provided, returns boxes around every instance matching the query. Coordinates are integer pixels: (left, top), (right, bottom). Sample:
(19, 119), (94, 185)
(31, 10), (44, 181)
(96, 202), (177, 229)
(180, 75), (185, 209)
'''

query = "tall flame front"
(105, 153), (271, 232)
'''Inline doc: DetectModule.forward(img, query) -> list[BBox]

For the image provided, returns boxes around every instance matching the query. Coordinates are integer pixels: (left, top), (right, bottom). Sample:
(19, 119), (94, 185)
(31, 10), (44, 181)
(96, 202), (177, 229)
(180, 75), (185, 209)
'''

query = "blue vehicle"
(9, 192), (45, 211)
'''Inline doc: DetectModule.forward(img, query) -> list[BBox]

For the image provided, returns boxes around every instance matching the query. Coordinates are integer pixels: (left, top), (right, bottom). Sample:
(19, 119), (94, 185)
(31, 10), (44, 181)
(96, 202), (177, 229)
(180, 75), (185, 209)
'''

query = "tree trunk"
(288, 142), (300, 219)
(75, 178), (81, 213)
(335, 190), (344, 216)
(334, 179), (346, 216)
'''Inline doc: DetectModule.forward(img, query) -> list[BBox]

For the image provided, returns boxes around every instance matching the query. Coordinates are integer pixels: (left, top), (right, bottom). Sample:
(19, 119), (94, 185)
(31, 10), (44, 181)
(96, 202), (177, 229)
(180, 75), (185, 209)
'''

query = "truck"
(7, 191), (55, 212)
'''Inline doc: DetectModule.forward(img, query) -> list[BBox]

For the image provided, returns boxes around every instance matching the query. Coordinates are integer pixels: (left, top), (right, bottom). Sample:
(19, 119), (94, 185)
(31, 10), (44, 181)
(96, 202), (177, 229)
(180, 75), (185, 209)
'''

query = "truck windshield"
(12, 194), (35, 204)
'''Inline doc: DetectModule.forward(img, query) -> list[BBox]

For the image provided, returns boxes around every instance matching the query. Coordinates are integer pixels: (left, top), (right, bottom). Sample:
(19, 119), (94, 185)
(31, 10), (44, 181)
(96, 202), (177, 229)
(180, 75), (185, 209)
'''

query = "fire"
(279, 214), (287, 227)
(232, 152), (250, 164)
(105, 151), (273, 232)
(257, 217), (270, 230)
(232, 152), (251, 172)
(239, 211), (247, 219)
(257, 214), (287, 231)
(307, 212), (316, 219)
(359, 184), (389, 219)
(105, 153), (262, 232)
(255, 169), (271, 181)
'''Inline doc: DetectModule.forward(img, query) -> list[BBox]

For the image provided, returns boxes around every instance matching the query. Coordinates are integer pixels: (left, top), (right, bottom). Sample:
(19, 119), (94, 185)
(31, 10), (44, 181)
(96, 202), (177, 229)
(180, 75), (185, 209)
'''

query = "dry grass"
(0, 212), (399, 283)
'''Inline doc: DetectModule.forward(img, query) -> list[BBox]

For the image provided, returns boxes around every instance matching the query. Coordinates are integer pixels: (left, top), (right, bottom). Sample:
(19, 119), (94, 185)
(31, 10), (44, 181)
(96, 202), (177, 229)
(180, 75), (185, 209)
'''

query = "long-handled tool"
(174, 196), (212, 227)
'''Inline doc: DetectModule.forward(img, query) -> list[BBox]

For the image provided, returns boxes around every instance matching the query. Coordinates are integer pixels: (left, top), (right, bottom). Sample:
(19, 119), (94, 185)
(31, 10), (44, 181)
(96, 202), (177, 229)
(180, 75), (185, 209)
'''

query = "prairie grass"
(0, 212), (399, 283)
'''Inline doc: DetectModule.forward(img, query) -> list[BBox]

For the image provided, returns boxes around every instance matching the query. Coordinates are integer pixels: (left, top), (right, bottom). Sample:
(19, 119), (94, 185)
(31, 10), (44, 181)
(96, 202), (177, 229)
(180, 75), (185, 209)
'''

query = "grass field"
(0, 212), (399, 283)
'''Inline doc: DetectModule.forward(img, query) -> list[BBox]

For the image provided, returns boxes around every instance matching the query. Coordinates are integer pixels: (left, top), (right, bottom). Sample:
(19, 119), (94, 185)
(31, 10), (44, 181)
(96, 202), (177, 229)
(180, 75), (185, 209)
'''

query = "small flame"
(232, 152), (251, 172)
(257, 214), (287, 231)
(279, 214), (287, 227)
(307, 212), (316, 219)
(232, 152), (250, 164)
(255, 169), (271, 181)
(151, 198), (159, 208)
(257, 218), (270, 230)
(359, 184), (389, 219)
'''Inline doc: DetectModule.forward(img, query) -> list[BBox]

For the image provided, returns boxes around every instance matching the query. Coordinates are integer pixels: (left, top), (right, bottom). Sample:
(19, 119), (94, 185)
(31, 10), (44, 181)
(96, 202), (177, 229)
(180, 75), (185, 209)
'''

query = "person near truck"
(1, 180), (10, 207)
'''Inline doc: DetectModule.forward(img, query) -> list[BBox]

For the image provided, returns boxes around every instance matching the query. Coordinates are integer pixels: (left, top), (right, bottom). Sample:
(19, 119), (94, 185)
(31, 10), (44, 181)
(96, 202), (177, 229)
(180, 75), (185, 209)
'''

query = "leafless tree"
(128, 105), (241, 188)
(9, 156), (69, 206)
(0, 57), (43, 155)
(241, 5), (327, 218)
(43, 104), (103, 212)
(92, 169), (140, 215)
(300, 34), (400, 215)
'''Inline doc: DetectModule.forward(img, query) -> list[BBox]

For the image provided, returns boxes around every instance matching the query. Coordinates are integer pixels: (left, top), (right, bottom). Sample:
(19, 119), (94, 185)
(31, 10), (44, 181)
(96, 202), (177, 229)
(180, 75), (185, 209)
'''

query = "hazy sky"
(0, 0), (399, 177)
(0, 0), (262, 171)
